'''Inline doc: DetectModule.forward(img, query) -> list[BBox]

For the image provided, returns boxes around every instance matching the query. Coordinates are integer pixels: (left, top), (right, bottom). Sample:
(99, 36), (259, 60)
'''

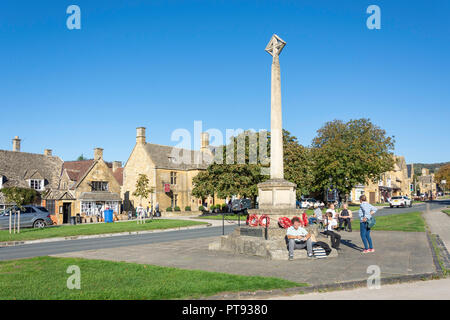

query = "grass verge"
(442, 209), (450, 217)
(350, 212), (426, 232)
(0, 256), (306, 300)
(0, 219), (207, 242)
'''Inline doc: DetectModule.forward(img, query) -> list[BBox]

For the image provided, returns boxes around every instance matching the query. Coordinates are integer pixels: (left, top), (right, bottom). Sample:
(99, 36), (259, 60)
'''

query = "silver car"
(0, 205), (53, 229)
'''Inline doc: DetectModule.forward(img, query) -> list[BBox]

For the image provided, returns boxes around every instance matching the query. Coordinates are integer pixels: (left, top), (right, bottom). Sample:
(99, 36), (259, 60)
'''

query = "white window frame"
(29, 179), (44, 191)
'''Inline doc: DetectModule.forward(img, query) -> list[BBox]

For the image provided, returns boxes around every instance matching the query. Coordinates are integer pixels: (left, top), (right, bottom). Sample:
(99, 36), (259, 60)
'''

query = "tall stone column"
(270, 50), (284, 180)
(255, 34), (297, 213)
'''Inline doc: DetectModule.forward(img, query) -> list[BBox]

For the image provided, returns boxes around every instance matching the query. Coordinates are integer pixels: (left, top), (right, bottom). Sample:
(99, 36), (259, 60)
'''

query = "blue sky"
(0, 0), (449, 164)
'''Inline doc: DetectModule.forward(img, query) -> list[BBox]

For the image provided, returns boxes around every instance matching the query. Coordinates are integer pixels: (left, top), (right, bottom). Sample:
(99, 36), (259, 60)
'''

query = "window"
(29, 179), (43, 190)
(171, 194), (178, 208)
(170, 172), (177, 185)
(46, 200), (56, 215)
(91, 181), (109, 192)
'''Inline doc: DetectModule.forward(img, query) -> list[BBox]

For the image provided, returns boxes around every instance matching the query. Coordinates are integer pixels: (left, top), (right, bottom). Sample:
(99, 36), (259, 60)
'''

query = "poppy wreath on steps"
(302, 212), (309, 226)
(248, 214), (260, 227)
(278, 217), (292, 229)
(259, 215), (270, 228)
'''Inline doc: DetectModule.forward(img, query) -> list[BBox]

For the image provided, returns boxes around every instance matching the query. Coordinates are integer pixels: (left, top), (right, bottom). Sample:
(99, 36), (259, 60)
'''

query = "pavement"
(264, 278), (450, 300)
(53, 229), (436, 286)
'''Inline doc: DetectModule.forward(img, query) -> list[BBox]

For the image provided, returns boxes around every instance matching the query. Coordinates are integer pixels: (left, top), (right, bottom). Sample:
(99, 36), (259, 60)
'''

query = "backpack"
(313, 241), (332, 256)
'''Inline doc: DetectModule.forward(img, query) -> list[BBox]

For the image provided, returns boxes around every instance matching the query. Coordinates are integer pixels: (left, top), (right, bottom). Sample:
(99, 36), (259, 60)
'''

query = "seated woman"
(338, 203), (353, 232)
(323, 212), (342, 250)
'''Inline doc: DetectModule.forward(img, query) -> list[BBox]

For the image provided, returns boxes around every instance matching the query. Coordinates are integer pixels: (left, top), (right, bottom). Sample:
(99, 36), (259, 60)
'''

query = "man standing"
(287, 217), (314, 260)
(359, 195), (377, 253)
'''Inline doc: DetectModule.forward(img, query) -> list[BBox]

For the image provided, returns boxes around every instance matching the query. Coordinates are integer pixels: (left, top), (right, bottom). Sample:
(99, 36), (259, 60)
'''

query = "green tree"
(311, 118), (395, 201)
(435, 164), (450, 194)
(132, 174), (154, 207)
(77, 154), (87, 161)
(192, 129), (314, 202)
(1, 187), (39, 234)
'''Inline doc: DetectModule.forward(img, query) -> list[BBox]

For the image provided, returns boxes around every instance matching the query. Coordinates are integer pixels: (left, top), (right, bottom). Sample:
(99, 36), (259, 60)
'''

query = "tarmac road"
(1, 200), (448, 262)
(0, 224), (236, 261)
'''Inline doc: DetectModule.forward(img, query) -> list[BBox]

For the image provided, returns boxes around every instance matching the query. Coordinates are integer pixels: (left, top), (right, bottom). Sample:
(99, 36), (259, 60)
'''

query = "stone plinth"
(209, 225), (337, 261)
(257, 179), (297, 210)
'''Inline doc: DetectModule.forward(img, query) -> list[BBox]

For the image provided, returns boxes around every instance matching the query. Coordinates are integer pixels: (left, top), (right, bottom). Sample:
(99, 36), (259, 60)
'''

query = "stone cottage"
(122, 127), (221, 212)
(43, 148), (123, 224)
(0, 136), (63, 212)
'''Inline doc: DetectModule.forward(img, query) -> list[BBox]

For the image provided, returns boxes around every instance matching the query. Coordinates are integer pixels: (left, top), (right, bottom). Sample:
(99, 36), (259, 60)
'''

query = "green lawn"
(0, 219), (207, 242)
(350, 211), (426, 232)
(443, 209), (450, 217)
(0, 256), (306, 300)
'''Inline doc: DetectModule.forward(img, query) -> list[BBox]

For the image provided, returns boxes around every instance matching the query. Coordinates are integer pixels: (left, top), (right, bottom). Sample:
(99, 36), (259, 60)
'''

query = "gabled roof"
(143, 143), (212, 170)
(63, 159), (123, 188)
(0, 150), (63, 190)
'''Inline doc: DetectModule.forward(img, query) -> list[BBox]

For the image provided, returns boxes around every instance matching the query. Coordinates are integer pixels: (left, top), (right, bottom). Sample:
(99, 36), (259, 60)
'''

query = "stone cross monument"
(256, 34), (297, 213)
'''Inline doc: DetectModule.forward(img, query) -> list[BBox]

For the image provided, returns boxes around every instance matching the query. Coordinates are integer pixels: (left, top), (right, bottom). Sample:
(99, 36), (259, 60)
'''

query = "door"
(63, 203), (71, 224)
(369, 192), (376, 204)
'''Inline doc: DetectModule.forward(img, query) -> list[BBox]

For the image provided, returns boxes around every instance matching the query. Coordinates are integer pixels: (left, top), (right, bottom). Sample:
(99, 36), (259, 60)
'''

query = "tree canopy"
(132, 174), (153, 206)
(435, 164), (450, 189)
(1, 187), (39, 209)
(311, 118), (395, 198)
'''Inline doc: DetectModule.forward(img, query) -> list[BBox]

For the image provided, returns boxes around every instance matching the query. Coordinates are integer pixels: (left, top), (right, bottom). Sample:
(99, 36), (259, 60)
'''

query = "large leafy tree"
(435, 164), (450, 192)
(192, 129), (314, 201)
(311, 118), (395, 200)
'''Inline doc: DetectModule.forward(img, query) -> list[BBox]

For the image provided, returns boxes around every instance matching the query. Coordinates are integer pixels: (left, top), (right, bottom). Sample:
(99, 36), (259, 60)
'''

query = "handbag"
(367, 216), (376, 228)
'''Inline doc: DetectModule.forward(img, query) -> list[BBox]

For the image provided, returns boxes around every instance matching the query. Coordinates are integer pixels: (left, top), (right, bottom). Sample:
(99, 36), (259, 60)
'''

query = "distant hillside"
(413, 162), (450, 175)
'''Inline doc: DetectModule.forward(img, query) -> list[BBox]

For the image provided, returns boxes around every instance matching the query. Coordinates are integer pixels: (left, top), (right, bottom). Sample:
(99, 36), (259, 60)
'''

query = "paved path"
(423, 205), (450, 251)
(53, 230), (436, 286)
(265, 278), (450, 300)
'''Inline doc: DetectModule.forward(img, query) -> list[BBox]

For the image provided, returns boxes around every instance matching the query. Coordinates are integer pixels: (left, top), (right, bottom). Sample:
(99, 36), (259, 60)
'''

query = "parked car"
(231, 198), (251, 214)
(389, 196), (412, 208)
(301, 198), (318, 209)
(0, 205), (53, 229)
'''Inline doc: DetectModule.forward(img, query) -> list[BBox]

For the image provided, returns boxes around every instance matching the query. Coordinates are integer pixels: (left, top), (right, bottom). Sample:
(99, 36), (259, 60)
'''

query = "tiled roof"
(143, 143), (213, 170)
(0, 150), (63, 190)
(112, 167), (124, 186)
(63, 159), (123, 187)
(63, 160), (95, 183)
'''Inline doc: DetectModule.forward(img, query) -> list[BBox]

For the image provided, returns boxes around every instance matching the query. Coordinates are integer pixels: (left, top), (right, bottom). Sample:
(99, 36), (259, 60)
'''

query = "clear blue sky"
(0, 0), (449, 164)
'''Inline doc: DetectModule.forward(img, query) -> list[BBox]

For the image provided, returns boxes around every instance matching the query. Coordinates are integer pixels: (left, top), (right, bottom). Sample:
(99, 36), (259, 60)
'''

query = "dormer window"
(29, 179), (43, 191)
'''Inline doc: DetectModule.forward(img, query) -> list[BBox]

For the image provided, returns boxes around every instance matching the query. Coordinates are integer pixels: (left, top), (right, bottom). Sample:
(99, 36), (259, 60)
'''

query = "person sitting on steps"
(287, 217), (314, 261)
(338, 203), (353, 232)
(323, 212), (342, 250)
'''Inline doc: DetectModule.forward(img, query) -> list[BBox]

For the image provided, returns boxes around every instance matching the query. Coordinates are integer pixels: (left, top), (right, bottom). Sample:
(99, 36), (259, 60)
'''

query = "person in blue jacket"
(358, 194), (377, 253)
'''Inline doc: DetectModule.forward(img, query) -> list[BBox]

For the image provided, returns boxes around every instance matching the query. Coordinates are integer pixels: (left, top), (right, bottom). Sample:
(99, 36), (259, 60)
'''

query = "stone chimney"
(136, 127), (146, 144)
(200, 132), (210, 153)
(12, 136), (21, 152)
(112, 161), (122, 172)
(44, 149), (52, 156)
(94, 148), (104, 160)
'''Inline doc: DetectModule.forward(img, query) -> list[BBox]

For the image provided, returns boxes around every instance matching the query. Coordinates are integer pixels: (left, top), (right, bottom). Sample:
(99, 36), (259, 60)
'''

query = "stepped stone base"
(209, 225), (338, 261)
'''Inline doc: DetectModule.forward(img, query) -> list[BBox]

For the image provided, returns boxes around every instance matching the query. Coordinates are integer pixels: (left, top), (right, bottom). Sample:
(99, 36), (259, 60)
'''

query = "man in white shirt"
(323, 211), (341, 250)
(287, 217), (314, 260)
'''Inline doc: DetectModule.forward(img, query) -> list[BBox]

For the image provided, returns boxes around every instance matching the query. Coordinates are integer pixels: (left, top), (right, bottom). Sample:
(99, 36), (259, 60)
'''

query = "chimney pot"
(200, 132), (210, 152)
(94, 148), (104, 160)
(112, 161), (122, 172)
(136, 127), (146, 144)
(12, 136), (21, 152)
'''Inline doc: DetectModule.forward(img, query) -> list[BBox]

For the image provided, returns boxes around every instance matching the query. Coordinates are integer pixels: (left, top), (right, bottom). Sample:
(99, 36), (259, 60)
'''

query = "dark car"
(0, 205), (53, 229)
(231, 199), (252, 214)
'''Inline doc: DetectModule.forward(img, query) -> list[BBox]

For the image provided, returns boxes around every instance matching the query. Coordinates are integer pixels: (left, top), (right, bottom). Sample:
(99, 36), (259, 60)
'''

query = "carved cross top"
(265, 34), (286, 56)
